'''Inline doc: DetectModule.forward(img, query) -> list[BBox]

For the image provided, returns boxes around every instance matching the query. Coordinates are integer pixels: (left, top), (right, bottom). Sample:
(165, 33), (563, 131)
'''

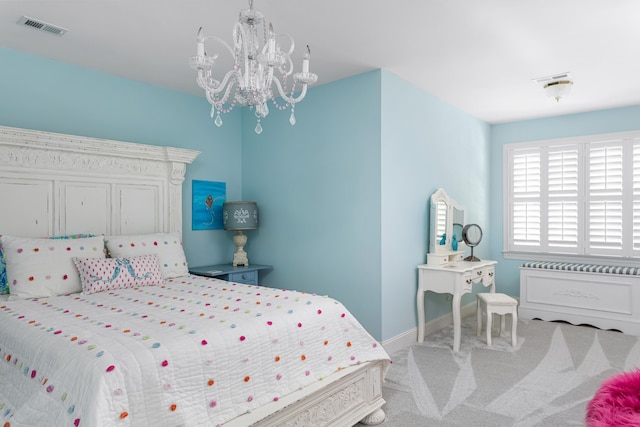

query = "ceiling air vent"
(17, 16), (68, 36)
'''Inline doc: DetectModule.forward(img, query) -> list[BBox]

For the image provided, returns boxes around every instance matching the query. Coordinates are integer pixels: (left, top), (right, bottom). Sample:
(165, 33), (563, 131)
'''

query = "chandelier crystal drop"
(189, 0), (318, 134)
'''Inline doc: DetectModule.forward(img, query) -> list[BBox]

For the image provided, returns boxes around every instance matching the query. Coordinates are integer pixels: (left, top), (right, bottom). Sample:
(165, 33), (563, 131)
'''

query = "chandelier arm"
(204, 69), (242, 98)
(264, 62), (276, 91)
(205, 88), (217, 106)
(272, 78), (308, 104)
(281, 55), (294, 77)
(196, 69), (210, 89)
(213, 71), (241, 102)
(289, 84), (309, 104)
(274, 34), (294, 77)
(206, 77), (237, 108)
(276, 33), (296, 57)
(202, 35), (236, 60)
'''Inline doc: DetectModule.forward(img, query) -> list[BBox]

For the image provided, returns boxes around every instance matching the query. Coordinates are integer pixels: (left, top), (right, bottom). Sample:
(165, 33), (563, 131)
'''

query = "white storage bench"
(519, 262), (640, 335)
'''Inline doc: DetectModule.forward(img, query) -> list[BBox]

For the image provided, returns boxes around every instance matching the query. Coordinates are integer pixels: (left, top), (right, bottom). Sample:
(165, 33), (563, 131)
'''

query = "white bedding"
(0, 275), (389, 427)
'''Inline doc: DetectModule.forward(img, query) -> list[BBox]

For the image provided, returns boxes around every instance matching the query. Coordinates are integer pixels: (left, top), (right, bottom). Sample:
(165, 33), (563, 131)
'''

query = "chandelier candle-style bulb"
(303, 46), (310, 73)
(196, 28), (205, 57)
(188, 0), (318, 134)
(268, 23), (275, 54)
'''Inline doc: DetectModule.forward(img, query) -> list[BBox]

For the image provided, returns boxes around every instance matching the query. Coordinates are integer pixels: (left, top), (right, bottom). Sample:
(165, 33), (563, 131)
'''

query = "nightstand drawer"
(228, 271), (258, 286)
(189, 264), (272, 286)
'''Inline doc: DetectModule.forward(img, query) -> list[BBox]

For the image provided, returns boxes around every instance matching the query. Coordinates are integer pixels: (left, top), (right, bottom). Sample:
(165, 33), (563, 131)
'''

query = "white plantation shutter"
(548, 146), (579, 249)
(588, 144), (623, 254)
(504, 131), (640, 262)
(633, 144), (640, 252)
(511, 149), (541, 247)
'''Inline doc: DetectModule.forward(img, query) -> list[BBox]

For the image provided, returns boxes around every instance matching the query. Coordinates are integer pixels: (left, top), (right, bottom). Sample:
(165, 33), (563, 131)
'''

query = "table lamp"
(222, 201), (258, 266)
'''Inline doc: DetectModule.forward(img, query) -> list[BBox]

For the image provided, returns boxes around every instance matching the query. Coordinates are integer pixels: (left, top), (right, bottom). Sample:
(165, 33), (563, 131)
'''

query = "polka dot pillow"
(0, 235), (105, 300)
(105, 232), (188, 279)
(0, 233), (96, 295)
(73, 254), (163, 294)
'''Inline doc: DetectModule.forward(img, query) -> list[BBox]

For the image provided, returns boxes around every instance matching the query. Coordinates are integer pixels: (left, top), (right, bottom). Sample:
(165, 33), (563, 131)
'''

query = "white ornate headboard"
(0, 126), (200, 238)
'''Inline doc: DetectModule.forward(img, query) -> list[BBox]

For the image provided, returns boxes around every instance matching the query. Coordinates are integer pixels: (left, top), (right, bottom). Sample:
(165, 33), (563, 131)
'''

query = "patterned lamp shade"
(223, 202), (258, 231)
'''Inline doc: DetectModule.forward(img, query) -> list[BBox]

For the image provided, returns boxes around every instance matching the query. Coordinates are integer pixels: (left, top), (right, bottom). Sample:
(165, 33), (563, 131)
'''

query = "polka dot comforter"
(0, 275), (389, 427)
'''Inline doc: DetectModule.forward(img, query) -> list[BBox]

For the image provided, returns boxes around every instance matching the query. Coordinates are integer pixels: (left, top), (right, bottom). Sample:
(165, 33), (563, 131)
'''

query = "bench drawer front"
(522, 270), (633, 315)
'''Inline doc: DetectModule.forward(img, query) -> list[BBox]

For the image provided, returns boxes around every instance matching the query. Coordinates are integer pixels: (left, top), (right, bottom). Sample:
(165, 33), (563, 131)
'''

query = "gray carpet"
(372, 318), (640, 426)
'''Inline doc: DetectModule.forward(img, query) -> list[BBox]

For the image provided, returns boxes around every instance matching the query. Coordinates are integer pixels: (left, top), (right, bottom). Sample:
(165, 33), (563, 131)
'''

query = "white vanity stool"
(476, 293), (518, 347)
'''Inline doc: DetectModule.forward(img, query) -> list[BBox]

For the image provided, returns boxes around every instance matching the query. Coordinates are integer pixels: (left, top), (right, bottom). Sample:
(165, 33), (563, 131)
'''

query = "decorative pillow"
(104, 232), (188, 279)
(50, 234), (95, 241)
(0, 233), (96, 295)
(1, 235), (105, 300)
(73, 254), (163, 294)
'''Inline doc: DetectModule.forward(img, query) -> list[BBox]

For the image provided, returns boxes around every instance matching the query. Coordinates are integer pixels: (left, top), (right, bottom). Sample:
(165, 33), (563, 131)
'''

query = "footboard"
(519, 262), (640, 335)
(223, 360), (387, 427)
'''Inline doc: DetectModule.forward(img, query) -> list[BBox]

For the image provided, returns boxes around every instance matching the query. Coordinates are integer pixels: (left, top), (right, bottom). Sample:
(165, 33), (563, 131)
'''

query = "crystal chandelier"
(189, 0), (318, 134)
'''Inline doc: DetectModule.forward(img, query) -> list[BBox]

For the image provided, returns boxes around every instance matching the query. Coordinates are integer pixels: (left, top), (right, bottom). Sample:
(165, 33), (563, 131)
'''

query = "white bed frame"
(0, 125), (386, 426)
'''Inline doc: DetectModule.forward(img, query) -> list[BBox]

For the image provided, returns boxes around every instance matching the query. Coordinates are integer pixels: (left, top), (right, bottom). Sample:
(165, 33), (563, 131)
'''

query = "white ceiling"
(2, 0), (640, 124)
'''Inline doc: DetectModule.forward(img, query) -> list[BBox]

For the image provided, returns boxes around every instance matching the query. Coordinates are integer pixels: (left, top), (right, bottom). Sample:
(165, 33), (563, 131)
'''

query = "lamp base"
(232, 230), (249, 267)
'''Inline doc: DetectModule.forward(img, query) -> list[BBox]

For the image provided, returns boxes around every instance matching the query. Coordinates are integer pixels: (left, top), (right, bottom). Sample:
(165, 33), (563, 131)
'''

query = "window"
(504, 131), (640, 264)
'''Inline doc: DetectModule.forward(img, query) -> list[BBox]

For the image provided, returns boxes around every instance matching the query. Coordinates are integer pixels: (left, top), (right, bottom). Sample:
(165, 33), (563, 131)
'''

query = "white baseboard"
(381, 302), (476, 356)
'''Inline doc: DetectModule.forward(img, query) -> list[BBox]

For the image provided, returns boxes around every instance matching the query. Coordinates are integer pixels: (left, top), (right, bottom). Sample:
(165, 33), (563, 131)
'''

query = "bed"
(0, 125), (389, 427)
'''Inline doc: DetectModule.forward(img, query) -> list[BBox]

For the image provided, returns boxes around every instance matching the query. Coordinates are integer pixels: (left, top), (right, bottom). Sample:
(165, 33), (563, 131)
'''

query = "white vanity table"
(417, 189), (497, 352)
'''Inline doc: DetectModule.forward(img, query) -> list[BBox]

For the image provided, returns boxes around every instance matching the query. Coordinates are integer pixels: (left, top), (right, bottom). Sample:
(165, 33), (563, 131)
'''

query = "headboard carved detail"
(0, 126), (200, 238)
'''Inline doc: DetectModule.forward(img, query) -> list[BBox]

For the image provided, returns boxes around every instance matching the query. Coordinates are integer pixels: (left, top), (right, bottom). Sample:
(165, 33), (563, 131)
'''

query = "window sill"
(503, 250), (640, 267)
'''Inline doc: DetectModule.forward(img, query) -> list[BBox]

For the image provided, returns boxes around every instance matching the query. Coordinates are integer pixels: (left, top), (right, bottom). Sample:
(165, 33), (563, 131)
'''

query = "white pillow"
(1, 235), (105, 299)
(104, 232), (188, 279)
(74, 254), (163, 294)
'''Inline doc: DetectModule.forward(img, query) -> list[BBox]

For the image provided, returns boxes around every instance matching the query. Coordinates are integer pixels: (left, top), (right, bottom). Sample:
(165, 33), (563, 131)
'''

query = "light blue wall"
(240, 70), (492, 341)
(241, 71), (384, 338)
(489, 105), (640, 296)
(0, 47), (242, 267)
(380, 71), (491, 339)
(12, 45), (612, 342)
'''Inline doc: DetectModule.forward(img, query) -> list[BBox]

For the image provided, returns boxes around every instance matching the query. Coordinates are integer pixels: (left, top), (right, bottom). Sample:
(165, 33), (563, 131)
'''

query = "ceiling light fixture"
(533, 73), (573, 102)
(544, 80), (573, 102)
(189, 0), (318, 134)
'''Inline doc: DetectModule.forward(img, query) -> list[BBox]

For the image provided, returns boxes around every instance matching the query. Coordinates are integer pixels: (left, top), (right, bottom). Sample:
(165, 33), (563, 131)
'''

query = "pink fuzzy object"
(586, 369), (640, 427)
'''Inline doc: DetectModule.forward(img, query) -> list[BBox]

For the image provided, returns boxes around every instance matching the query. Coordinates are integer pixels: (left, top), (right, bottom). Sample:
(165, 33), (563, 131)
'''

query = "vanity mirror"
(428, 188), (465, 260)
(452, 206), (464, 246)
(462, 223), (483, 261)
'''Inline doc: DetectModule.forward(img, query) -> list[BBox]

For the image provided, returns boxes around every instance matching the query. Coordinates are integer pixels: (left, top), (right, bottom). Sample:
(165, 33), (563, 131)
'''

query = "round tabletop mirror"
(462, 223), (483, 261)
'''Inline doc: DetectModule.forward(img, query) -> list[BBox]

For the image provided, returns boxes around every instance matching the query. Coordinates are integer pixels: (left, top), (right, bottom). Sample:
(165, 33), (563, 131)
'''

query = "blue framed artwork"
(192, 180), (226, 230)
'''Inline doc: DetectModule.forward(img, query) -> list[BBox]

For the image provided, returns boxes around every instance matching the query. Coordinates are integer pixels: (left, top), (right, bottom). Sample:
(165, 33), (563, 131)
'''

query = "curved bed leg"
(359, 408), (386, 425)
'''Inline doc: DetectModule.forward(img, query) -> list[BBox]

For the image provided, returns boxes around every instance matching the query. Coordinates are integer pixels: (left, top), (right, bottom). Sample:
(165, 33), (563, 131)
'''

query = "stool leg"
(499, 314), (506, 337)
(486, 308), (492, 346)
(511, 309), (518, 347)
(476, 298), (482, 337)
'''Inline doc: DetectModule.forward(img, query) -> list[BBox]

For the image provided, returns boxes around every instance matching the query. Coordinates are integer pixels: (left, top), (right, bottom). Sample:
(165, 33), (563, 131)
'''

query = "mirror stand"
(464, 247), (480, 262)
(462, 223), (483, 262)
